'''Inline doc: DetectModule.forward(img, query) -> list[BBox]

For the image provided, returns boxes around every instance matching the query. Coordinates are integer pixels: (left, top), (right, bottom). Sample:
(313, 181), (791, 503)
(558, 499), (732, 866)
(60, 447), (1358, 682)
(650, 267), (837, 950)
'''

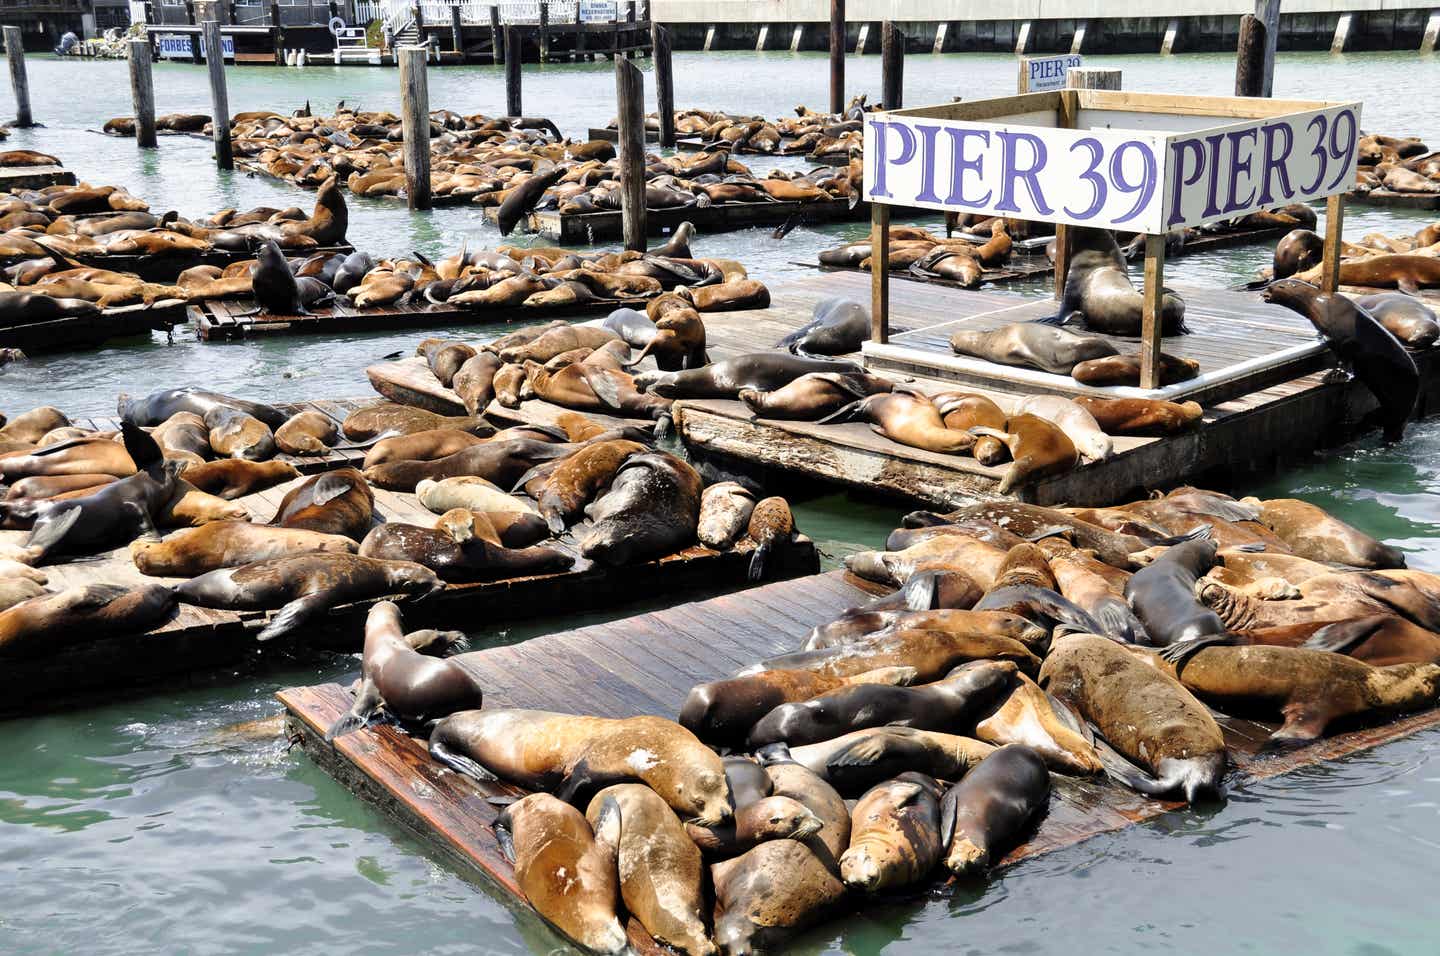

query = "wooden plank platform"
(67, 243), (354, 283)
(2, 471), (816, 715)
(808, 257), (1055, 289)
(492, 197), (866, 243)
(1345, 188), (1440, 210)
(0, 165), (77, 190)
(0, 301), (187, 353)
(279, 568), (1440, 954)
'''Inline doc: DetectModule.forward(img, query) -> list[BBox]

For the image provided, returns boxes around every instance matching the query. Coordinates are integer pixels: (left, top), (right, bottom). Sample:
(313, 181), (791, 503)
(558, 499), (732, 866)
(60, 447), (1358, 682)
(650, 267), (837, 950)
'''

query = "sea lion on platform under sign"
(949, 323), (1118, 375)
(841, 772), (945, 893)
(269, 468), (373, 540)
(776, 297), (870, 358)
(939, 744), (1050, 876)
(634, 353), (862, 399)
(1041, 227), (1188, 335)
(130, 520), (357, 576)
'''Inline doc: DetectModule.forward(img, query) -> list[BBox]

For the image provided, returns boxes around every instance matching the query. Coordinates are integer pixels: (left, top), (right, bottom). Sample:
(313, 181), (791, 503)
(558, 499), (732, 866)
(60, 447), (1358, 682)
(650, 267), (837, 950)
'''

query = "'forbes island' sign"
(863, 92), (1361, 235)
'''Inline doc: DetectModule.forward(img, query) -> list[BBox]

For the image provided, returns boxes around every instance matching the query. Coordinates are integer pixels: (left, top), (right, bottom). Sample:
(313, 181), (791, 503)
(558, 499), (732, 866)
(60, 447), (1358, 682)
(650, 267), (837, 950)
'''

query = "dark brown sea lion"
(494, 793), (627, 955)
(417, 337), (477, 388)
(748, 659), (1018, 747)
(1353, 293), (1440, 350)
(776, 297), (870, 358)
(175, 552), (443, 641)
(274, 411), (338, 455)
(696, 481), (756, 550)
(1124, 536), (1228, 660)
(1070, 351), (1200, 386)
(785, 727), (992, 796)
(971, 414), (1078, 494)
(579, 452), (702, 565)
(748, 628), (1041, 682)
(679, 667), (917, 747)
(1271, 228), (1324, 280)
(950, 322), (1118, 375)
(341, 403), (495, 442)
(634, 353), (861, 399)
(1039, 634), (1226, 803)
(1247, 497), (1405, 568)
(803, 606), (1043, 652)
(1263, 278), (1419, 442)
(250, 240), (307, 315)
(930, 391), (1008, 465)
(182, 459), (299, 499)
(427, 708), (732, 825)
(324, 601), (483, 740)
(118, 388), (287, 430)
(1045, 227), (1187, 335)
(130, 520), (357, 576)
(203, 406), (276, 461)
(820, 391), (975, 454)
(0, 583), (177, 657)
(363, 438), (578, 492)
(840, 772), (944, 892)
(496, 167), (566, 236)
(362, 428), (488, 468)
(432, 507), (551, 550)
(269, 468), (373, 540)
(1073, 396), (1203, 435)
(531, 439), (646, 533)
(357, 521), (571, 581)
(585, 785), (716, 956)
(939, 744), (1050, 876)
(452, 351), (504, 415)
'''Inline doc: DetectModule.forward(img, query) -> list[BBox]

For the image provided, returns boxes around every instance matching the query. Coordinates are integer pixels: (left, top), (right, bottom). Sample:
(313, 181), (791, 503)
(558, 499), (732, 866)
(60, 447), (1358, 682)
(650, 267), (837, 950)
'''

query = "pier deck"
(280, 569), (1440, 956)
(0, 300), (188, 353)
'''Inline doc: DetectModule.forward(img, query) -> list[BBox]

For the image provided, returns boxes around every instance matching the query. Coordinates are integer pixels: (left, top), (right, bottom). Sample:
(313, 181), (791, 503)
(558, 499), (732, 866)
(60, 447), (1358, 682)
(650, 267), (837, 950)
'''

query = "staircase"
(393, 19), (420, 46)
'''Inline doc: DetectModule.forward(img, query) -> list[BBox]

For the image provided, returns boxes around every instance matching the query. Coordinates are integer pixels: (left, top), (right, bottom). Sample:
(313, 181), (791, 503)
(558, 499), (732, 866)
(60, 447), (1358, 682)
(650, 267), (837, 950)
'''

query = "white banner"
(155, 34), (236, 59)
(1019, 54), (1081, 94)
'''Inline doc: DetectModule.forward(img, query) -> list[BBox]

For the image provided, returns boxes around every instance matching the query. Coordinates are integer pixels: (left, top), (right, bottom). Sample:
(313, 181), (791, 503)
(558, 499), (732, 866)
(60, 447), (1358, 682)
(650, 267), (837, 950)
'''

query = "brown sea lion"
(499, 325), (621, 364)
(494, 793), (628, 955)
(362, 428), (496, 468)
(0, 437), (137, 479)
(939, 744), (1050, 876)
(1042, 542), (1145, 643)
(1246, 497), (1405, 569)
(0, 583), (177, 658)
(1293, 253), (1440, 293)
(529, 439), (646, 534)
(427, 709), (732, 825)
(1039, 634), (1226, 803)
(950, 323), (1118, 375)
(1271, 228), (1324, 280)
(417, 337), (477, 388)
(747, 628), (1041, 682)
(971, 414), (1079, 494)
(696, 481), (757, 550)
(1011, 395), (1112, 462)
(973, 672), (1102, 774)
(357, 521), (571, 581)
(786, 726), (994, 796)
(820, 391), (974, 454)
(204, 406), (276, 461)
(1354, 293), (1440, 350)
(1073, 396), (1203, 435)
(157, 481), (250, 528)
(803, 607), (1044, 652)
(152, 411), (211, 461)
(745, 496), (796, 581)
(4, 473), (117, 500)
(269, 468), (373, 540)
(931, 391), (1008, 465)
(118, 387), (287, 430)
(524, 360), (674, 421)
(415, 475), (538, 515)
(739, 371), (892, 422)
(845, 534), (1010, 590)
(685, 794), (824, 858)
(452, 351), (504, 415)
(363, 438), (577, 493)
(182, 459), (299, 500)
(841, 772), (944, 892)
(432, 507), (551, 550)
(274, 411), (338, 455)
(0, 575), (47, 613)
(341, 403), (495, 442)
(174, 552), (443, 641)
(131, 520), (357, 577)
(585, 785), (716, 956)
(1070, 351), (1200, 387)
(0, 406), (70, 443)
(324, 601), (483, 740)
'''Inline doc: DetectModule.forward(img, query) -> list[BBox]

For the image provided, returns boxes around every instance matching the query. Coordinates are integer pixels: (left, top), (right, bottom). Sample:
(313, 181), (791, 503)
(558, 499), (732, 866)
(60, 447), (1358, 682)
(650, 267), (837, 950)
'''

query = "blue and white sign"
(156, 33), (235, 59)
(1018, 54), (1082, 94)
(864, 99), (1361, 235)
(579, 0), (617, 23)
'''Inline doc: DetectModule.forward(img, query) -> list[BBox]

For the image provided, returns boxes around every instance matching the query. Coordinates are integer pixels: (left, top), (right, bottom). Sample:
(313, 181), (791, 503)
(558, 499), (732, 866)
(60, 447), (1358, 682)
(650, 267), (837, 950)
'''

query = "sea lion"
(804, 606), (1044, 652)
(417, 338), (478, 388)
(496, 167), (566, 236)
(748, 659), (1017, 747)
(585, 785), (716, 956)
(949, 323), (1118, 375)
(1045, 227), (1187, 335)
(340, 403), (496, 442)
(776, 297), (870, 358)
(820, 391), (975, 454)
(841, 772), (944, 893)
(1072, 396), (1203, 435)
(579, 452), (702, 565)
(0, 406), (69, 443)
(427, 709), (732, 825)
(971, 414), (1079, 494)
(1042, 543), (1145, 644)
(494, 793), (628, 955)
(1262, 278), (1418, 442)
(911, 500), (1171, 570)
(269, 468), (373, 540)
(432, 507), (551, 549)
(203, 406), (276, 461)
(1008, 395), (1111, 462)
(696, 482), (757, 550)
(499, 324), (621, 364)
(1070, 351), (1200, 386)
(523, 360), (674, 421)
(930, 391), (1008, 465)
(845, 534), (1009, 591)
(0, 583), (177, 657)
(451, 351), (505, 416)
(1039, 634), (1226, 803)
(634, 353), (862, 399)
(1353, 293), (1440, 350)
(1141, 643), (1440, 744)
(274, 411), (338, 455)
(1294, 253), (1440, 293)
(528, 439), (646, 534)
(0, 437), (138, 479)
(686, 794), (824, 858)
(416, 473), (537, 516)
(152, 411), (211, 462)
(1270, 228), (1324, 280)
(973, 672), (1102, 774)
(324, 601), (483, 739)
(250, 240), (307, 315)
(182, 459), (299, 499)
(939, 744), (1050, 876)
(362, 428), (489, 468)
(118, 387), (287, 430)
(787, 726), (994, 796)
(358, 521), (571, 581)
(4, 474), (117, 500)
(745, 496), (796, 581)
(623, 306), (708, 372)
(1248, 497), (1405, 569)
(747, 628), (1041, 682)
(1124, 536), (1228, 660)
(363, 437), (578, 492)
(130, 520), (357, 576)
(175, 552), (443, 641)
(739, 371), (893, 421)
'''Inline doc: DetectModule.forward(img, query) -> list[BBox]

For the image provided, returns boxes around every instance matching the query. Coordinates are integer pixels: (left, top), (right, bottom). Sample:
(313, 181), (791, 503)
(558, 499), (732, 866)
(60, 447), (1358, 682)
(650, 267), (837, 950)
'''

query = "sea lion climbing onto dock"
(1037, 227), (1188, 335)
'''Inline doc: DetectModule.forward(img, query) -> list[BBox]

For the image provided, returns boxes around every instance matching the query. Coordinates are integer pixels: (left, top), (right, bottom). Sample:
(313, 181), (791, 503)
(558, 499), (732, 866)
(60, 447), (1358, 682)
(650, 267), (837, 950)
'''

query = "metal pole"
(615, 57), (646, 252)
(399, 45), (432, 210)
(203, 20), (232, 169)
(128, 38), (157, 148)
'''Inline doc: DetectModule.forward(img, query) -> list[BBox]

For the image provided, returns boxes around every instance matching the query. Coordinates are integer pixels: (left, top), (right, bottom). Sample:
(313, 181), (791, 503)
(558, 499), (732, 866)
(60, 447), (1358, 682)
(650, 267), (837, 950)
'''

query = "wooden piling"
(1322, 194), (1344, 294)
(1139, 234), (1166, 390)
(1255, 0), (1280, 95)
(538, 2), (549, 62)
(652, 23), (675, 147)
(3, 26), (31, 128)
(127, 38), (157, 149)
(489, 4), (501, 64)
(880, 21), (903, 110)
(614, 57), (646, 252)
(449, 3), (464, 59)
(504, 26), (521, 116)
(1235, 13), (1267, 97)
(399, 45), (432, 211)
(870, 201), (889, 343)
(270, 1), (284, 63)
(828, 0), (844, 114)
(203, 21), (232, 169)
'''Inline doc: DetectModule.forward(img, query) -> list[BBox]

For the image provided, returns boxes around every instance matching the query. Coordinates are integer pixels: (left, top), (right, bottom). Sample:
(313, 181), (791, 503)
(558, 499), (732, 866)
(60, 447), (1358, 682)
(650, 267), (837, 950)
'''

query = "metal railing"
(348, 0), (627, 29)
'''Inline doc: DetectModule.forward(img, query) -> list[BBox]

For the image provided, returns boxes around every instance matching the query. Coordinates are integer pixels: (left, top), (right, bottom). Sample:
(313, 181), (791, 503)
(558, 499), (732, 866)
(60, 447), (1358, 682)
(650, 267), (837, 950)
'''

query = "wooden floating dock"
(234, 158), (475, 207)
(279, 568), (1440, 955)
(809, 257), (1055, 289)
(0, 165), (77, 190)
(2, 464), (816, 715)
(1345, 188), (1440, 210)
(0, 301), (188, 353)
(68, 243), (355, 283)
(490, 197), (866, 243)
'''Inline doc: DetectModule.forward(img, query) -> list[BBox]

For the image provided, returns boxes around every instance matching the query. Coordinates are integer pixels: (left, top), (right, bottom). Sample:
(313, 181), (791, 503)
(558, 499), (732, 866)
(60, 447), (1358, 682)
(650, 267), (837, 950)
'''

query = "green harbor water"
(2, 47), (1440, 955)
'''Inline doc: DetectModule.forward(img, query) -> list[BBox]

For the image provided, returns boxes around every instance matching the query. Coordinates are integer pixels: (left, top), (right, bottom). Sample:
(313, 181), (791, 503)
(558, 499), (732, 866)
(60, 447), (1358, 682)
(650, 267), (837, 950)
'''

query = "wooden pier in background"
(280, 568), (1440, 955)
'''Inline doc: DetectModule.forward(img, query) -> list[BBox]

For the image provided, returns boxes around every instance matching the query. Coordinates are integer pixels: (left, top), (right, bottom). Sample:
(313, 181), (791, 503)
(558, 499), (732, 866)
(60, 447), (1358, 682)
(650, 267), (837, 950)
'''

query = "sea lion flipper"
(256, 590), (334, 642)
(1270, 703), (1328, 747)
(121, 420), (165, 472)
(1160, 524), (1212, 546)
(325, 677), (381, 742)
(1044, 692), (1095, 745)
(591, 794), (622, 856)
(815, 399), (864, 426)
(900, 572), (938, 611)
(1300, 616), (1390, 655)
(575, 365), (623, 410)
(493, 808), (517, 863)
(555, 760), (599, 807)
(23, 506), (82, 559)
(747, 541), (772, 583)
(429, 739), (498, 782)
(826, 734), (891, 769)
(1090, 731), (1171, 797)
(308, 474), (351, 506)
(1156, 633), (1238, 669)
(939, 783), (958, 850)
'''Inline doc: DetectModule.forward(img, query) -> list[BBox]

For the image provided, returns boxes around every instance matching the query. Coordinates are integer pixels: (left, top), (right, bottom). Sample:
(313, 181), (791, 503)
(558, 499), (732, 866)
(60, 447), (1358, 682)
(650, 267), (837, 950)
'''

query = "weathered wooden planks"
(1344, 188), (1440, 210)
(281, 568), (1440, 952)
(0, 165), (75, 190)
(490, 197), (868, 243)
(0, 301), (186, 353)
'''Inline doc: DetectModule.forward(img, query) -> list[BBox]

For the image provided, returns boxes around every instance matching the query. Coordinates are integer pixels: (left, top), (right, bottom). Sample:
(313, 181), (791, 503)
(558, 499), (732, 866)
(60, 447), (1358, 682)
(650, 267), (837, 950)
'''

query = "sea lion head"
(683, 765), (733, 827)
(1260, 277), (1320, 311)
(738, 794), (823, 842)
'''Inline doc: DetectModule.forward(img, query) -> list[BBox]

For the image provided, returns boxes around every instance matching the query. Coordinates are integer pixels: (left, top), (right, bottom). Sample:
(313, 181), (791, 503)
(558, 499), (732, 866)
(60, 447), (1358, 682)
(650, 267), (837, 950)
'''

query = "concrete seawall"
(650, 2), (1440, 53)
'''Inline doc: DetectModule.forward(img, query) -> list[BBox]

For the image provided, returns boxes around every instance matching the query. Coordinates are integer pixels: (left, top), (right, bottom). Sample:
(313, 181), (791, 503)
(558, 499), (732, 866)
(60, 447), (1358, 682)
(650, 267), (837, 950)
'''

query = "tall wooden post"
(489, 4), (501, 64)
(870, 202), (890, 343)
(828, 0), (844, 115)
(3, 27), (32, 128)
(449, 3), (463, 58)
(128, 38), (157, 148)
(203, 21), (233, 169)
(270, 1), (284, 63)
(399, 45), (431, 210)
(652, 23), (674, 147)
(1322, 194), (1344, 294)
(504, 26), (521, 116)
(1235, 13), (1266, 96)
(1255, 0), (1279, 96)
(880, 21), (902, 110)
(538, 2), (549, 62)
(1139, 235), (1166, 390)
(615, 57), (646, 252)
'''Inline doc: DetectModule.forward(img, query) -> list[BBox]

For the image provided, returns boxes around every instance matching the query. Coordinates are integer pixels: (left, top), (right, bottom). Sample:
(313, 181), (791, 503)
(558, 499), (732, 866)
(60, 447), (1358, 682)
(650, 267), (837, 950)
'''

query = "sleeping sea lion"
(269, 468), (373, 540)
(971, 414), (1078, 494)
(679, 667), (917, 747)
(357, 521), (571, 581)
(939, 744), (1050, 876)
(1011, 394), (1112, 462)
(274, 411), (338, 455)
(1353, 293), (1440, 350)
(340, 403), (496, 442)
(696, 481), (756, 550)
(1246, 497), (1405, 569)
(1072, 396), (1203, 435)
(130, 520), (357, 576)
(820, 391), (974, 454)
(776, 297), (870, 358)
(579, 452), (702, 565)
(739, 371), (893, 421)
(181, 459), (299, 499)
(950, 323), (1118, 375)
(118, 387), (287, 430)
(841, 772), (945, 893)
(1070, 351), (1200, 387)
(0, 583), (177, 657)
(634, 353), (862, 399)
(203, 406), (276, 461)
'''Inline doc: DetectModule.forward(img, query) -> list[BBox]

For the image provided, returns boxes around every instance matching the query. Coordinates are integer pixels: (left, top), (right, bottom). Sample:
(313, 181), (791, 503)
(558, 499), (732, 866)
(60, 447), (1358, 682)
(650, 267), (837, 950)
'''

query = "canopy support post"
(1322, 194), (1344, 295)
(1140, 234), (1166, 390)
(870, 201), (889, 343)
